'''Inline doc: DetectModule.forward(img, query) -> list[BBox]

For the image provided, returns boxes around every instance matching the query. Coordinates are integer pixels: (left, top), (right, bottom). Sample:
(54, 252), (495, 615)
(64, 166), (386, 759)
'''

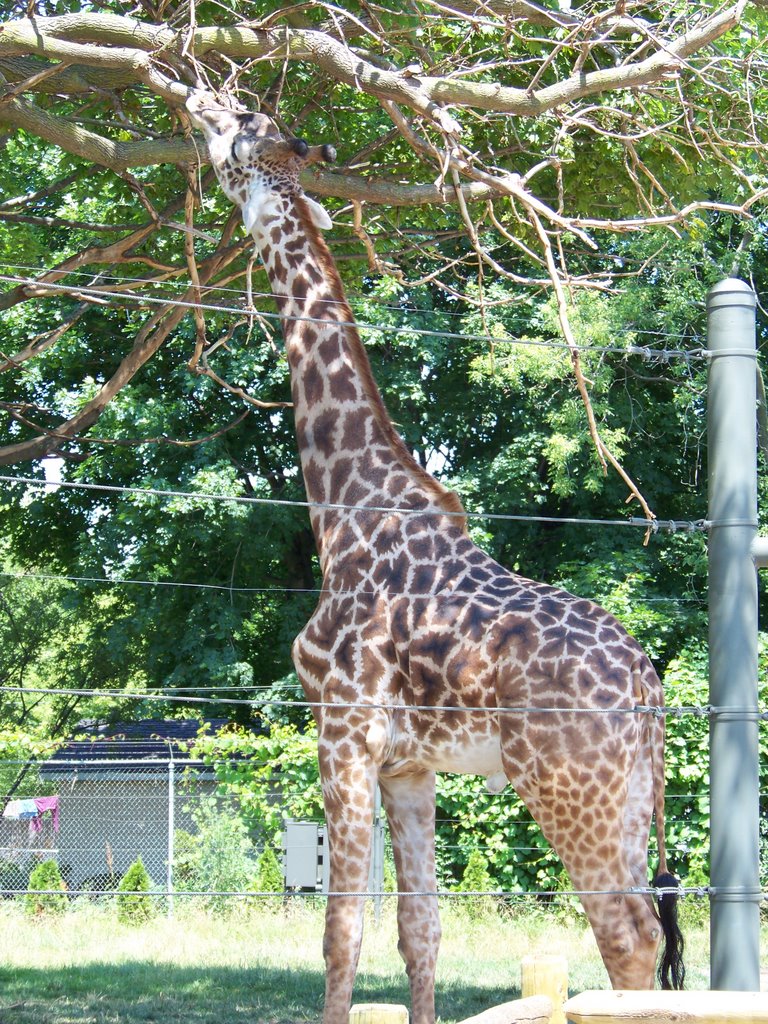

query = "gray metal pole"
(707, 277), (761, 990)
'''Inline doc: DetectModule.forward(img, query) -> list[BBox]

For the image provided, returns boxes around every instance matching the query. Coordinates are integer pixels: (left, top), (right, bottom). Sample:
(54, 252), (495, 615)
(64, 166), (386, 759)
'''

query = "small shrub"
(176, 796), (258, 914)
(253, 845), (283, 892)
(453, 849), (496, 918)
(117, 857), (155, 925)
(25, 859), (67, 916)
(251, 845), (284, 911)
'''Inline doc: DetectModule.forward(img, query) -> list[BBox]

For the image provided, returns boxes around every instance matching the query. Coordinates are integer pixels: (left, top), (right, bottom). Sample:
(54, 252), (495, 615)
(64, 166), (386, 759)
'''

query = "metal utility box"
(282, 817), (384, 895)
(282, 821), (329, 891)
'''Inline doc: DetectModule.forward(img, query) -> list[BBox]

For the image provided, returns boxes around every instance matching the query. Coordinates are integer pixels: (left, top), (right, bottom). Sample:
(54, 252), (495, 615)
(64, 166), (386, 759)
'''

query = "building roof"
(40, 718), (235, 774)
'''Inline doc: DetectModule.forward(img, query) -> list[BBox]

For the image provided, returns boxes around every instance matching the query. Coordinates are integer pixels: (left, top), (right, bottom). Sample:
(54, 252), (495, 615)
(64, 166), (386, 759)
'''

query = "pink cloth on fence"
(30, 795), (60, 833)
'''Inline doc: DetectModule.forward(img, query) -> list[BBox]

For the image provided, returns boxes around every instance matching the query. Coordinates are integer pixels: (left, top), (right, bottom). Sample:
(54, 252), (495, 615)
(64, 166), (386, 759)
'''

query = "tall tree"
(0, 1), (765, 731)
(0, 2), (765, 492)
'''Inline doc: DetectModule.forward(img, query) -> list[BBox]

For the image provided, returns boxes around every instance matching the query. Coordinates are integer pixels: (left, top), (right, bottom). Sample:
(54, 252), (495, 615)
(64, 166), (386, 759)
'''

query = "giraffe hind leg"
(378, 771), (441, 1024)
(543, 811), (661, 988)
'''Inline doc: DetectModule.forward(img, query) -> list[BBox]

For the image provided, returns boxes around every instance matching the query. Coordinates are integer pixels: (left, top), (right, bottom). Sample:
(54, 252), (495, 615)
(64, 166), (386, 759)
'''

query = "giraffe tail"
(653, 869), (685, 989)
(647, 674), (686, 990)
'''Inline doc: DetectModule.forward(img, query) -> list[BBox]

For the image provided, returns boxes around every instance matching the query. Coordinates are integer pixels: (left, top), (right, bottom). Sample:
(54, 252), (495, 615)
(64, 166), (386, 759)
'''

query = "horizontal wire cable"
(0, 260), (703, 343)
(0, 684), (727, 718)
(0, 885), (718, 899)
(0, 273), (702, 361)
(0, 262), (696, 333)
(0, 569), (707, 606)
(0, 474), (705, 533)
(0, 569), (317, 596)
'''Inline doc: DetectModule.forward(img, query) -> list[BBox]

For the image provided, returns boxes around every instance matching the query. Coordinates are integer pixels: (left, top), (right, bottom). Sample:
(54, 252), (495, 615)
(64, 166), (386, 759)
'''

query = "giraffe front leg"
(319, 730), (378, 1024)
(379, 771), (440, 1024)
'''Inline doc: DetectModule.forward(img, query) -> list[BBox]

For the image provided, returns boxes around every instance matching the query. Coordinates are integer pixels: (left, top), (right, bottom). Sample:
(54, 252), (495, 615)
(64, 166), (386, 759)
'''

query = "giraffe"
(185, 91), (685, 1024)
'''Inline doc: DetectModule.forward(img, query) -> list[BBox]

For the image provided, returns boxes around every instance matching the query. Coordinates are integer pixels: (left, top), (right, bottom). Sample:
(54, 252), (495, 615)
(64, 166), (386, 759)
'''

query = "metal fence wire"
(2, 756), (207, 899)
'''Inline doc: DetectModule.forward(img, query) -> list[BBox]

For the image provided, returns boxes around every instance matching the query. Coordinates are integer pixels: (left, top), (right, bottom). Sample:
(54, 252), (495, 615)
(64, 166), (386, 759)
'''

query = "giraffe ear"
(185, 92), (242, 136)
(303, 196), (333, 231)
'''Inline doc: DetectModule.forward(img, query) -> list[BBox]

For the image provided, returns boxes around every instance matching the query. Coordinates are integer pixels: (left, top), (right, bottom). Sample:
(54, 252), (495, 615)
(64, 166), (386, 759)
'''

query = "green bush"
(251, 845), (284, 911)
(453, 849), (496, 917)
(174, 796), (258, 914)
(25, 859), (67, 917)
(253, 845), (283, 893)
(117, 857), (155, 925)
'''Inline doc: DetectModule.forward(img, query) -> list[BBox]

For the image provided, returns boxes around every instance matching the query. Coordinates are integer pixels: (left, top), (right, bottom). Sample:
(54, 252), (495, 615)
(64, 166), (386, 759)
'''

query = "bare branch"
(183, 170), (208, 371)
(0, 303), (89, 373)
(0, 230), (251, 464)
(0, 167), (94, 211)
(0, 402), (255, 450)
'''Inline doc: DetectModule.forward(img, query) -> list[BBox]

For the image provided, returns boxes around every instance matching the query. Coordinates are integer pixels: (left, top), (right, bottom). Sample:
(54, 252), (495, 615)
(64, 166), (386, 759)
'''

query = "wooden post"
(349, 1004), (409, 1024)
(521, 956), (568, 1024)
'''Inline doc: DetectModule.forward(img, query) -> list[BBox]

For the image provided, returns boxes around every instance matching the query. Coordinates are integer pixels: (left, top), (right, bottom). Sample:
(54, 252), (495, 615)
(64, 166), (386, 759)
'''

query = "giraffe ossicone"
(185, 89), (685, 1024)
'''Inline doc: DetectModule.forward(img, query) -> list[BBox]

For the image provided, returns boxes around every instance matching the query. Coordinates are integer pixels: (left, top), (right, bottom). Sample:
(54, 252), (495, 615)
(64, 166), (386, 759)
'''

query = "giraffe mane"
(294, 194), (468, 530)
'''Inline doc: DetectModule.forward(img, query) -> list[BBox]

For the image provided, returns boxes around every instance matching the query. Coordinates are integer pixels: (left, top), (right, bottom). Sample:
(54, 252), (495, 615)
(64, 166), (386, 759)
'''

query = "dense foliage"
(24, 858), (67, 917)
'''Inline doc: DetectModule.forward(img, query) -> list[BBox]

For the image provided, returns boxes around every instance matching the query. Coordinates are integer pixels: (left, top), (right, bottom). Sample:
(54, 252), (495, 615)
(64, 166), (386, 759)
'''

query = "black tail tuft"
(654, 871), (685, 989)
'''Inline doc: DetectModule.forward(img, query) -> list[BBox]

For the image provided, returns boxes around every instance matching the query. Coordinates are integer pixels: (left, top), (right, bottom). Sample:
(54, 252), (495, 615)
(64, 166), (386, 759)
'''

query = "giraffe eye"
(233, 137), (252, 163)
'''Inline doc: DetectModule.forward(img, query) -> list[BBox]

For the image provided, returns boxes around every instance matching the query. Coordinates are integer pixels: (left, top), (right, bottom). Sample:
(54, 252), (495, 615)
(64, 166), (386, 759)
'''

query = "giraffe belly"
(427, 731), (506, 780)
(383, 722), (506, 791)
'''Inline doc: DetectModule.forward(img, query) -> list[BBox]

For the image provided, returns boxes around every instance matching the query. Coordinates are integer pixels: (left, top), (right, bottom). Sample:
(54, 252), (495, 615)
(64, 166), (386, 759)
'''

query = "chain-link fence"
(2, 755), (210, 897)
(0, 749), (386, 907)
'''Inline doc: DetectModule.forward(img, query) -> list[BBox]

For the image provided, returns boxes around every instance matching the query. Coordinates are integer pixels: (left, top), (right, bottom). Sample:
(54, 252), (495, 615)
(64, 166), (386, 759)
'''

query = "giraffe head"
(185, 89), (336, 239)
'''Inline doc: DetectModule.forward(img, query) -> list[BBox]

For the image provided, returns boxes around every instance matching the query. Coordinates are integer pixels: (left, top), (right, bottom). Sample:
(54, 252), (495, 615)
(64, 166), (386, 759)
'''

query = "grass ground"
(0, 900), (732, 1024)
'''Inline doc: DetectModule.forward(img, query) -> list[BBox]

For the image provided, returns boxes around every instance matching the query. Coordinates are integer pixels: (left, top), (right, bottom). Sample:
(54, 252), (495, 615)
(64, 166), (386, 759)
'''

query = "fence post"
(706, 277), (761, 990)
(372, 785), (384, 923)
(167, 756), (175, 918)
(521, 955), (567, 1024)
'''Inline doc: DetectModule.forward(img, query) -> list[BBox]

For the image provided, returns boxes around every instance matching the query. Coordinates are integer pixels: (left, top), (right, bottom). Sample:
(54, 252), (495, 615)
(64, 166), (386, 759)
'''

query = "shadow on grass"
(0, 962), (521, 1024)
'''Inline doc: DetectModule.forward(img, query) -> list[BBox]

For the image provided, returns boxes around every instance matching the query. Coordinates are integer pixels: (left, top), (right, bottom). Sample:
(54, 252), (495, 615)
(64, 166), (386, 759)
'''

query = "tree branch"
(0, 5), (755, 177)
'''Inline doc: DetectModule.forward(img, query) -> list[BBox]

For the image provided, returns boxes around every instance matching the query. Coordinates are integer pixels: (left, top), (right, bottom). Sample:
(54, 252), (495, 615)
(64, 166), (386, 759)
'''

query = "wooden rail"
(564, 990), (768, 1024)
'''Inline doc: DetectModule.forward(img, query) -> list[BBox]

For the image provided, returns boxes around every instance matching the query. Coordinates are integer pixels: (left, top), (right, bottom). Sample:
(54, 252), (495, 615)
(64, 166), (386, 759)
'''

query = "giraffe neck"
(253, 194), (465, 571)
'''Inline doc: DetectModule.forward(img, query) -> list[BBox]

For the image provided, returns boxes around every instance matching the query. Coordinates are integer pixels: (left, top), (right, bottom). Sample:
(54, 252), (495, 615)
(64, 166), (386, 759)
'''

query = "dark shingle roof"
(40, 718), (234, 774)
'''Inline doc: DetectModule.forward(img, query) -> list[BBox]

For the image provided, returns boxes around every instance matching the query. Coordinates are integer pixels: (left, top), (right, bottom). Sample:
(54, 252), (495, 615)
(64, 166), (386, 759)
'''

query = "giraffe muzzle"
(290, 138), (337, 164)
